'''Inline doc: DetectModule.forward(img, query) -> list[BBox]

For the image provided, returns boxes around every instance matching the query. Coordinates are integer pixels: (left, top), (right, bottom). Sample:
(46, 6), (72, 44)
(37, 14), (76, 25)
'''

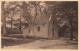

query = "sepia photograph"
(1, 1), (78, 50)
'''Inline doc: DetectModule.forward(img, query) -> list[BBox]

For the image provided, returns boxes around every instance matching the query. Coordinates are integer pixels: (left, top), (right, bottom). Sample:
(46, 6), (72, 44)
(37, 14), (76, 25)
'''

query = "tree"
(45, 1), (78, 40)
(1, 1), (7, 35)
(44, 1), (61, 39)
(49, 1), (78, 40)
(56, 2), (78, 40)
(3, 1), (23, 34)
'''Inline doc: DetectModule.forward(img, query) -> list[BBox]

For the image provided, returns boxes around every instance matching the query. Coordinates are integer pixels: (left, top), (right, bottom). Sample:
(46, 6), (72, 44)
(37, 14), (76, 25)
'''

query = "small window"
(38, 26), (40, 31)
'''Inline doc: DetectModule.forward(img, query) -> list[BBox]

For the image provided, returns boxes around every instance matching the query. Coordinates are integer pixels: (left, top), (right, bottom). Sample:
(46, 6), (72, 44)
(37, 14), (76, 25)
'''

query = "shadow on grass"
(1, 38), (35, 48)
(66, 41), (78, 45)
(1, 36), (49, 48)
(40, 40), (78, 49)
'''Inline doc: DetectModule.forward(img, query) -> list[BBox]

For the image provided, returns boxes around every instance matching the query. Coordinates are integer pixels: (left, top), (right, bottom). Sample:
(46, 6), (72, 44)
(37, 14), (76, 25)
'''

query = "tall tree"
(44, 1), (60, 39)
(56, 2), (78, 40)
(1, 1), (7, 35)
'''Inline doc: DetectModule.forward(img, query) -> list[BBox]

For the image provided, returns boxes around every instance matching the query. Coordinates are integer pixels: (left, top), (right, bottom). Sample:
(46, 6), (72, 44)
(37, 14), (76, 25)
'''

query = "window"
(38, 26), (40, 31)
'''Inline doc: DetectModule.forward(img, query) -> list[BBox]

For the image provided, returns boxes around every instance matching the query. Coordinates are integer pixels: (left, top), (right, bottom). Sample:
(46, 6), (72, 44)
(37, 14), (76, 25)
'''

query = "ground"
(2, 37), (78, 50)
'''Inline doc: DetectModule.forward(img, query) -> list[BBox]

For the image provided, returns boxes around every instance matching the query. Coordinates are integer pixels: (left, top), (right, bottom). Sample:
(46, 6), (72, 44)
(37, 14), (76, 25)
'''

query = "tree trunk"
(2, 2), (7, 35)
(11, 17), (13, 34)
(20, 14), (21, 33)
(70, 20), (74, 40)
(33, 3), (37, 37)
(52, 14), (59, 39)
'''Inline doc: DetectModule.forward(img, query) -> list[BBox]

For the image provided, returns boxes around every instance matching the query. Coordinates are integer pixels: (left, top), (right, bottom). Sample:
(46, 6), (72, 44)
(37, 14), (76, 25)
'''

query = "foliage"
(1, 1), (78, 40)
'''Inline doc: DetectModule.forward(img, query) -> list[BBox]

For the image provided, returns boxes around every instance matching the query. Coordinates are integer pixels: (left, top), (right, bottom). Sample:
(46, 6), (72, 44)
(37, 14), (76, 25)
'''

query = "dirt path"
(2, 38), (78, 50)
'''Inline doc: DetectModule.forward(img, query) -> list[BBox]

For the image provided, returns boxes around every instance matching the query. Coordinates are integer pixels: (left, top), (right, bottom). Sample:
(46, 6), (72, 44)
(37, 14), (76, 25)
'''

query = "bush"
(1, 27), (23, 34)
